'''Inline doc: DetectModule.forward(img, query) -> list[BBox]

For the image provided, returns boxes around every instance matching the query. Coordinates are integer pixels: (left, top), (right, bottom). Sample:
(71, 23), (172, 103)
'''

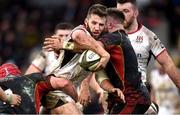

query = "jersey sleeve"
(150, 35), (166, 57)
(31, 51), (46, 71)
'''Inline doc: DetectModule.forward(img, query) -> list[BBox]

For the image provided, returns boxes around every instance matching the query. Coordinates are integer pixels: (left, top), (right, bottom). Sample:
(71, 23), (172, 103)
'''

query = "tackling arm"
(49, 76), (78, 102)
(0, 87), (9, 102)
(95, 70), (125, 102)
(0, 87), (21, 106)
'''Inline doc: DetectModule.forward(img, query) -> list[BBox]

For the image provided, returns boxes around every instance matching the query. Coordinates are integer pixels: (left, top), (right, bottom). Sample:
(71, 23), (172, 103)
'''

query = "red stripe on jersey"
(119, 103), (136, 114)
(108, 45), (125, 91)
(155, 48), (166, 58)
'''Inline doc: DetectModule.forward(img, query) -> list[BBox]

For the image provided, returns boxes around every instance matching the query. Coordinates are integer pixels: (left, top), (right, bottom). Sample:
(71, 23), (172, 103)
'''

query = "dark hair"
(86, 4), (107, 18)
(106, 8), (125, 24)
(54, 22), (74, 32)
(116, 0), (136, 5)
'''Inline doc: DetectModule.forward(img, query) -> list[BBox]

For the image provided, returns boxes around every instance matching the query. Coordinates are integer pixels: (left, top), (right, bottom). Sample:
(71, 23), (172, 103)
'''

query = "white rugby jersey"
(32, 25), (90, 87)
(128, 24), (166, 82)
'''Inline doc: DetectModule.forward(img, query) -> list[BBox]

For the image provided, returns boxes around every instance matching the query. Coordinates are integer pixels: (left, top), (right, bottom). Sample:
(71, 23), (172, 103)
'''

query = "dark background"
(0, 0), (179, 72)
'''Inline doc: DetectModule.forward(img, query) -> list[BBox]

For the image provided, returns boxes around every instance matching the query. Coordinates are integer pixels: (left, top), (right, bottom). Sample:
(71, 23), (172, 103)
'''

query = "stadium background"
(0, 0), (179, 114)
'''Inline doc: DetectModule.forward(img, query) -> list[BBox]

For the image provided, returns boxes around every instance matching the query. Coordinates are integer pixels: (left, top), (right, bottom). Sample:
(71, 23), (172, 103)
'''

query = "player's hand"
(78, 87), (91, 107)
(8, 94), (21, 106)
(43, 37), (63, 51)
(94, 53), (110, 71)
(110, 88), (125, 103)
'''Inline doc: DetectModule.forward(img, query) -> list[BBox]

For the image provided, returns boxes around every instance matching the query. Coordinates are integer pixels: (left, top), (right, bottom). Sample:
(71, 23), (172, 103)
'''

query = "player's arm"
(78, 72), (93, 106)
(0, 87), (21, 106)
(25, 64), (42, 75)
(43, 29), (110, 69)
(95, 70), (125, 103)
(0, 87), (9, 102)
(156, 50), (180, 89)
(25, 52), (46, 75)
(72, 30), (110, 69)
(49, 76), (78, 102)
(89, 73), (104, 95)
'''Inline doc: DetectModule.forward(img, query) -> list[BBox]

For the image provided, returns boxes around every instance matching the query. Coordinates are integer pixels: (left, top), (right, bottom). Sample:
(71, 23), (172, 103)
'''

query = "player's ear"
(134, 8), (139, 17)
(84, 18), (88, 27)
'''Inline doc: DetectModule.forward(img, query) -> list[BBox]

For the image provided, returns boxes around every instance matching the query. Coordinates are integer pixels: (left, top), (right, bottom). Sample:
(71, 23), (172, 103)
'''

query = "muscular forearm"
(100, 79), (115, 93)
(0, 87), (8, 102)
(72, 31), (109, 58)
(157, 51), (180, 90)
(61, 81), (78, 102)
(163, 62), (180, 90)
(81, 73), (92, 91)
(90, 73), (104, 94)
(50, 77), (78, 102)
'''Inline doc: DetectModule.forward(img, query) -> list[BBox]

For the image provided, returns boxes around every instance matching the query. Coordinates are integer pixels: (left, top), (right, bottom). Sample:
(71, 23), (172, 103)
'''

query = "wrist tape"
(7, 94), (12, 104)
(62, 41), (75, 50)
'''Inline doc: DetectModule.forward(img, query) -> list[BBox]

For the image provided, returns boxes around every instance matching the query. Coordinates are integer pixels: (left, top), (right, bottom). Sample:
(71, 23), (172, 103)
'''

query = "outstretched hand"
(43, 36), (63, 51)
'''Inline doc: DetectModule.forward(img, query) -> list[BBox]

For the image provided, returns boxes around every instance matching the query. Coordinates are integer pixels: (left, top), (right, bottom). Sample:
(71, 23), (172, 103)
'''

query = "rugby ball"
(79, 50), (100, 71)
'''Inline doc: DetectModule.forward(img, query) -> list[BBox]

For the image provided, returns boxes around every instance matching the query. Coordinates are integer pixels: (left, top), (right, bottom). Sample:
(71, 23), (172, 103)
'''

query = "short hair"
(86, 4), (107, 18)
(116, 0), (136, 5)
(106, 8), (125, 24)
(54, 22), (74, 32)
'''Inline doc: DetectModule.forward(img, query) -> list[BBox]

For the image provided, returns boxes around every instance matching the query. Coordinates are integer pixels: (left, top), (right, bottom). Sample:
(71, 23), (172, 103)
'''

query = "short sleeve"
(32, 51), (46, 71)
(150, 35), (166, 57)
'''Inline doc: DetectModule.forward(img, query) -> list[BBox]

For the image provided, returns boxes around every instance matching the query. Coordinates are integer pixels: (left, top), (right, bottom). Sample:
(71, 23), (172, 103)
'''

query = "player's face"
(85, 14), (106, 39)
(54, 29), (72, 41)
(116, 3), (138, 29)
(106, 16), (115, 32)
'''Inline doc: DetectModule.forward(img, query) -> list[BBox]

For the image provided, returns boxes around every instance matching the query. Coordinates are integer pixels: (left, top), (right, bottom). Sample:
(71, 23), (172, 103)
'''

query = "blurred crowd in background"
(0, 0), (179, 114)
(0, 0), (179, 71)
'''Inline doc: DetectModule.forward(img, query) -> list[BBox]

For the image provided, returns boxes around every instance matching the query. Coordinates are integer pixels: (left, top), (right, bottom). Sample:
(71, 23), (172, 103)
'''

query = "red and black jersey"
(99, 30), (150, 105)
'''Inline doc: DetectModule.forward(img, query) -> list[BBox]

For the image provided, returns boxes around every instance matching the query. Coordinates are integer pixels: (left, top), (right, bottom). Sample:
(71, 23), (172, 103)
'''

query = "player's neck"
(109, 24), (124, 33)
(126, 19), (139, 34)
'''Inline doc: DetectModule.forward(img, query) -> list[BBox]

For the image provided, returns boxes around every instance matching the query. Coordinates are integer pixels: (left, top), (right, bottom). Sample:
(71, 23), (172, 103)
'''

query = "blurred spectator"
(149, 61), (180, 114)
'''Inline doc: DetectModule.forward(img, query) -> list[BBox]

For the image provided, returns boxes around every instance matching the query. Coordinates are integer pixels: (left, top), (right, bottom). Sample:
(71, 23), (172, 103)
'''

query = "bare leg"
(50, 102), (82, 114)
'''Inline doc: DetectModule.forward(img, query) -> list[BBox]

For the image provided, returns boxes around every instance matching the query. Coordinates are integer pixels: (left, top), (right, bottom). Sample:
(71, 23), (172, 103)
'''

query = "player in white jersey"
(25, 22), (82, 114)
(116, 0), (180, 113)
(128, 25), (166, 82)
(29, 4), (111, 114)
(150, 62), (180, 114)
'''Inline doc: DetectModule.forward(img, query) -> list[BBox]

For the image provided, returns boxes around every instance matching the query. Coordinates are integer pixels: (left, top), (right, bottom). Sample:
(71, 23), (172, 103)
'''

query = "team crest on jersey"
(136, 36), (143, 43)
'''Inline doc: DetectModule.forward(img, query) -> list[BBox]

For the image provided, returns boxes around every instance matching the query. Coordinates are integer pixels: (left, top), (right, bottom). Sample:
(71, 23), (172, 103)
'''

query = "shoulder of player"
(71, 29), (91, 42)
(71, 29), (88, 40)
(141, 25), (157, 39)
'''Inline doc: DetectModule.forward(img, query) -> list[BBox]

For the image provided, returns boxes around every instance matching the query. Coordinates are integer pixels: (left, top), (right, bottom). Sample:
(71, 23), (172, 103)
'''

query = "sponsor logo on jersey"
(137, 53), (142, 58)
(136, 36), (143, 43)
(160, 42), (165, 48)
